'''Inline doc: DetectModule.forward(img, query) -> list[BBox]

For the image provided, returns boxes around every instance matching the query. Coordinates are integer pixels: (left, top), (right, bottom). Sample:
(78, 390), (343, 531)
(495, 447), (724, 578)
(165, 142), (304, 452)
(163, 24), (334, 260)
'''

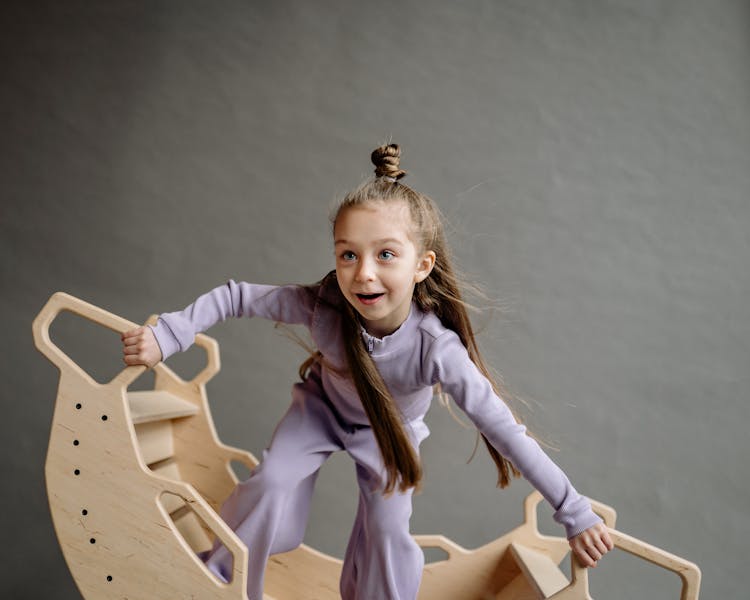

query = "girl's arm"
(123, 280), (318, 365)
(424, 329), (613, 566)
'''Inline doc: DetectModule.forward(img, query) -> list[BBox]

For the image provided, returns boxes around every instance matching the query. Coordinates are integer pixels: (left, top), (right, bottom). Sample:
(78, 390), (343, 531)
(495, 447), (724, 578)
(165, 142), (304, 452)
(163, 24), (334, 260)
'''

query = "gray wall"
(3, 1), (747, 598)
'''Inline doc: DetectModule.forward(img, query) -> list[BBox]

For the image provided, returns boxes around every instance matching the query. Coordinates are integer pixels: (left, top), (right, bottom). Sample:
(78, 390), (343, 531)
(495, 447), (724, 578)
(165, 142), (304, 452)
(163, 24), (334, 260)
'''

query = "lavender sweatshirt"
(149, 273), (602, 539)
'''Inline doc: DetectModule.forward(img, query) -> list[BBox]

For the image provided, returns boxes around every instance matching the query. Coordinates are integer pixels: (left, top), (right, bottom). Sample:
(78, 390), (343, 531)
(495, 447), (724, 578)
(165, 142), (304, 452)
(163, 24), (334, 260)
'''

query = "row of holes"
(73, 401), (113, 583)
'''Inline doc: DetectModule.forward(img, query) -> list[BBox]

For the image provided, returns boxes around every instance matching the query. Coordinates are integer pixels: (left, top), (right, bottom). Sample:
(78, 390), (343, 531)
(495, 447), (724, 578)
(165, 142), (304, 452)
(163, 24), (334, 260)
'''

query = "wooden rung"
(509, 543), (569, 599)
(128, 391), (199, 424)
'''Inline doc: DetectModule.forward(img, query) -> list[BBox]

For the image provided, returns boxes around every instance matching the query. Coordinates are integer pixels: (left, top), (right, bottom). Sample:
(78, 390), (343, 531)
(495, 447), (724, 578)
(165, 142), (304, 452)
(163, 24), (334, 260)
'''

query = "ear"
(414, 250), (436, 283)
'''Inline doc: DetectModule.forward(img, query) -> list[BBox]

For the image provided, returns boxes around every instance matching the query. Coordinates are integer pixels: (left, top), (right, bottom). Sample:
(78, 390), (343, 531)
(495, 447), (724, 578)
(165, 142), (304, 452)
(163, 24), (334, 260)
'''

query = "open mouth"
(356, 293), (384, 305)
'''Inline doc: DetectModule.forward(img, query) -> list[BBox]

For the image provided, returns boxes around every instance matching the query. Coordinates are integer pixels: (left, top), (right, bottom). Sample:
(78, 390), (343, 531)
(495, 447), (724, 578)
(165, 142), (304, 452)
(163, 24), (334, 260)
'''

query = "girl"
(122, 143), (613, 600)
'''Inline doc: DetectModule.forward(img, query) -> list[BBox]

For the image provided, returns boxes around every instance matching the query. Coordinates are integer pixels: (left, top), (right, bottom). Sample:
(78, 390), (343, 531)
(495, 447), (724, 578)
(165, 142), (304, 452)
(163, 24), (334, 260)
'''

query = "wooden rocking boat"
(33, 292), (701, 599)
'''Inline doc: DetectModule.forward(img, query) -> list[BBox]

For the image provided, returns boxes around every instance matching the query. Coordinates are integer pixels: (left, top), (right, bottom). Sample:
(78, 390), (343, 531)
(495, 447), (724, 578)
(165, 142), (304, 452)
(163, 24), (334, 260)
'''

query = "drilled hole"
(106, 575), (112, 582)
(90, 538), (96, 544)
(74, 469), (80, 476)
(73, 440), (79, 446)
(82, 509), (88, 516)
(75, 403), (82, 410)
(101, 415), (108, 421)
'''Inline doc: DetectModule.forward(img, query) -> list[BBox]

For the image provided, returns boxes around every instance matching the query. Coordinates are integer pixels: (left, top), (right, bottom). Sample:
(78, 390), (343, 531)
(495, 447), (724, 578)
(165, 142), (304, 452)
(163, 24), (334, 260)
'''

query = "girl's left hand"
(569, 522), (614, 568)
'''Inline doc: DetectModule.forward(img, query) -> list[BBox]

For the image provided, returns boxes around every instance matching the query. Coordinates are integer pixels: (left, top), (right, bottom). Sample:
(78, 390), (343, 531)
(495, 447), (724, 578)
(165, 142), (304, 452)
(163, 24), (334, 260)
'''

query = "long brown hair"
(311, 143), (522, 494)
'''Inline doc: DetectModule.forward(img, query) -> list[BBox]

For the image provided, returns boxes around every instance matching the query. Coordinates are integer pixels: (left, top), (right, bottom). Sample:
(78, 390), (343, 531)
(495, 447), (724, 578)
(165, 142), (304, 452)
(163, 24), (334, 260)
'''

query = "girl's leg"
(205, 379), (343, 600)
(339, 421), (429, 600)
(340, 465), (423, 600)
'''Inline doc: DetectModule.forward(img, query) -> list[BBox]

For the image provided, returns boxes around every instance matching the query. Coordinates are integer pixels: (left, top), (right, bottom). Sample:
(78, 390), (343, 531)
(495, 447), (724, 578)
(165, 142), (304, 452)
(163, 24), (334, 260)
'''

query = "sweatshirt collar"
(359, 303), (421, 356)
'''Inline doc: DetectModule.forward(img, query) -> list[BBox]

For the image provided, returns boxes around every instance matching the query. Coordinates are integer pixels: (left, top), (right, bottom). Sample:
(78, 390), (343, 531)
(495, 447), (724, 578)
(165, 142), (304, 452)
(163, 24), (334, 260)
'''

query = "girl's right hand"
(121, 326), (162, 368)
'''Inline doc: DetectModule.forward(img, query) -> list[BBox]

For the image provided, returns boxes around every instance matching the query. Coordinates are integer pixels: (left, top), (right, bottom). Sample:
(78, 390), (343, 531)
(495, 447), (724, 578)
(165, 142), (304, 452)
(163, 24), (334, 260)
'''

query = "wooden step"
(509, 543), (569, 598)
(127, 391), (199, 424)
(135, 420), (175, 465)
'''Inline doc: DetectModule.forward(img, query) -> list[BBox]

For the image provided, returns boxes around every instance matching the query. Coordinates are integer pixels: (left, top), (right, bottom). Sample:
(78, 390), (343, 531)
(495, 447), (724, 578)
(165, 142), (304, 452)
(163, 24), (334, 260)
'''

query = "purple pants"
(203, 372), (429, 600)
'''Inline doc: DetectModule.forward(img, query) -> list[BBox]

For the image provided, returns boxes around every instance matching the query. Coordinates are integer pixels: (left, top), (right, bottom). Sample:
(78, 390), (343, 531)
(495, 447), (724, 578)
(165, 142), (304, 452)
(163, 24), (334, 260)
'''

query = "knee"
(249, 460), (298, 496)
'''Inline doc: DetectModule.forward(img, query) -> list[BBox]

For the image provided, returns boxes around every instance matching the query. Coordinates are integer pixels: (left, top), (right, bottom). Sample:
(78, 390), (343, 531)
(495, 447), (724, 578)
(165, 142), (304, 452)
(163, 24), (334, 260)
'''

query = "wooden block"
(495, 572), (542, 600)
(510, 543), (568, 598)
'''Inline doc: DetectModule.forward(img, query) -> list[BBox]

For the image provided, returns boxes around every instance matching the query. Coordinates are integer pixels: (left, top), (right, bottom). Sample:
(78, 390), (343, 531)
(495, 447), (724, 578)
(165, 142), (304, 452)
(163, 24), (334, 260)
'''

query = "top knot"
(371, 144), (407, 181)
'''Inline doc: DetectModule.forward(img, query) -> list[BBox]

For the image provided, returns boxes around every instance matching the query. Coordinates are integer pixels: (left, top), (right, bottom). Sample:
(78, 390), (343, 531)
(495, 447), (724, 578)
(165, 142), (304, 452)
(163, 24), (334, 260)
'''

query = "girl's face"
(334, 201), (435, 338)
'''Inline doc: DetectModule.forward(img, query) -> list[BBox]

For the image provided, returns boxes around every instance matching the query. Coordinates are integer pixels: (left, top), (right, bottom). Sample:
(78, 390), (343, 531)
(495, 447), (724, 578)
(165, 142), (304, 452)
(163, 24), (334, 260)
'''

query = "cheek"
(393, 270), (417, 291)
(337, 280), (354, 302)
(335, 268), (349, 286)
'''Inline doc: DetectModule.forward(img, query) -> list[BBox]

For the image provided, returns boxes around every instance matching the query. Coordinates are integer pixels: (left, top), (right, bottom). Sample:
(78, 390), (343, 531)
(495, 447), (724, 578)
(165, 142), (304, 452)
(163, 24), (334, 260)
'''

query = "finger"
(574, 537), (602, 563)
(122, 345), (141, 355)
(121, 327), (143, 339)
(586, 545), (602, 563)
(574, 546), (596, 568)
(124, 353), (152, 367)
(594, 537), (610, 556)
(588, 548), (602, 562)
(121, 334), (142, 347)
(602, 530), (615, 551)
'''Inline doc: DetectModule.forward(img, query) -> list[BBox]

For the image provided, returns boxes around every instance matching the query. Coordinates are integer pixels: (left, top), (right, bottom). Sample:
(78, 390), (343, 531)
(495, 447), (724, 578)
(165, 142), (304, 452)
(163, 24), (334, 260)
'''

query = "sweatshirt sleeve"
(423, 329), (602, 539)
(148, 280), (317, 361)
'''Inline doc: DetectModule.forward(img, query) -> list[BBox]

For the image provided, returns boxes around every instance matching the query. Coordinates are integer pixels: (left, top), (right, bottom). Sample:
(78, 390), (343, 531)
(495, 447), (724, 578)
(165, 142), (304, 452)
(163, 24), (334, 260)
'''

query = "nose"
(354, 257), (376, 283)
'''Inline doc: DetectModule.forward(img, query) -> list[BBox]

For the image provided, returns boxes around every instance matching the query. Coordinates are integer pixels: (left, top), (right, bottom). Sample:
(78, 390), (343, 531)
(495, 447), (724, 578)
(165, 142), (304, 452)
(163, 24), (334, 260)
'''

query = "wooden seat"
(33, 292), (702, 600)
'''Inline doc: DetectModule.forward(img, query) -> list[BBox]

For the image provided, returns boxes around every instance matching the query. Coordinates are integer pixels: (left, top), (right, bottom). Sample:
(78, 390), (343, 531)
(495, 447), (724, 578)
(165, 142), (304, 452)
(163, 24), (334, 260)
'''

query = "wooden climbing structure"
(33, 291), (701, 599)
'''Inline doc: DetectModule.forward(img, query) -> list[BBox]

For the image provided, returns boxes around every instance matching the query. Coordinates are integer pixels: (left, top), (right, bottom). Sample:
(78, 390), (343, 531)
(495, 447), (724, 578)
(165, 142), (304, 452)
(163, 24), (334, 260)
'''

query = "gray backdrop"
(3, 1), (747, 598)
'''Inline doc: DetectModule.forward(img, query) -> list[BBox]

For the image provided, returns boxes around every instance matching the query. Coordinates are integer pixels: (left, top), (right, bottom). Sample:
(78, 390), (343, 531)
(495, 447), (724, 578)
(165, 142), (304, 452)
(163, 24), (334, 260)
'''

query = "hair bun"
(371, 143), (407, 181)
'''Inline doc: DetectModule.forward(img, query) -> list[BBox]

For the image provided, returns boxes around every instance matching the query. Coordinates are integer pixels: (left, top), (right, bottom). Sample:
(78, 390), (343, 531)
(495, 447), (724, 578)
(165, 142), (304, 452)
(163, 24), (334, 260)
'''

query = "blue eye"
(379, 250), (395, 261)
(341, 251), (356, 261)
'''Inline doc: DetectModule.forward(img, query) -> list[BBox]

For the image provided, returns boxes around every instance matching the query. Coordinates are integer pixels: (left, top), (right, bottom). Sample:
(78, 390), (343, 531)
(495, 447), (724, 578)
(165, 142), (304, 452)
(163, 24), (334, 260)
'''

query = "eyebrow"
(334, 237), (406, 246)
